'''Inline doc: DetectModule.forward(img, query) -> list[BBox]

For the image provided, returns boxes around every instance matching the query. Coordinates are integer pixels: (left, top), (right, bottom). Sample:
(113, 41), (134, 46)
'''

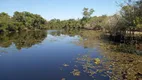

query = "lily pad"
(71, 69), (81, 76)
(94, 58), (101, 64)
(61, 78), (66, 80)
(63, 64), (69, 67)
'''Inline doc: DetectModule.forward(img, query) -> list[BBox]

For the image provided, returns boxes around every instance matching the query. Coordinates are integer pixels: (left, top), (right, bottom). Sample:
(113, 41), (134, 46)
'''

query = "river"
(0, 30), (141, 80)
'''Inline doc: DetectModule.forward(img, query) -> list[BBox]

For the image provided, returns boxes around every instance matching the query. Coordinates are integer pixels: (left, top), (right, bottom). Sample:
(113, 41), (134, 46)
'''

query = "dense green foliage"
(0, 11), (47, 32)
(0, 12), (11, 32)
(47, 0), (142, 44)
(47, 19), (83, 30)
(0, 0), (141, 45)
(0, 1), (141, 80)
(1, 0), (141, 35)
(47, 8), (95, 30)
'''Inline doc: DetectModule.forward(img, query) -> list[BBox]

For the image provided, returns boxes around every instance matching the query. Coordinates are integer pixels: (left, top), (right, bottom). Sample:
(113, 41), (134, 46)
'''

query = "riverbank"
(74, 30), (142, 80)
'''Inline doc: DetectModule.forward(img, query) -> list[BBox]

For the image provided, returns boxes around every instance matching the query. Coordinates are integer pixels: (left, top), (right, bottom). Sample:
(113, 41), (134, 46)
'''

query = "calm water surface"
(0, 30), (141, 80)
(0, 30), (107, 80)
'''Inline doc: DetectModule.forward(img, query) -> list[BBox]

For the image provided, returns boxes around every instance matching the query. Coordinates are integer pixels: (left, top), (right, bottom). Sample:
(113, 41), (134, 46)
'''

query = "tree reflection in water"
(0, 31), (47, 50)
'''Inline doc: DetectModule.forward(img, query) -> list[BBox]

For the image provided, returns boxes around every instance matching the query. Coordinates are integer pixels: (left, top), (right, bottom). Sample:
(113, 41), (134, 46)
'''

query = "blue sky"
(0, 0), (123, 20)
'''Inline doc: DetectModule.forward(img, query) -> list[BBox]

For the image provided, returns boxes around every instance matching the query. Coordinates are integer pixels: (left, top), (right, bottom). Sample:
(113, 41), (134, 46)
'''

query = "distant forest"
(0, 0), (142, 42)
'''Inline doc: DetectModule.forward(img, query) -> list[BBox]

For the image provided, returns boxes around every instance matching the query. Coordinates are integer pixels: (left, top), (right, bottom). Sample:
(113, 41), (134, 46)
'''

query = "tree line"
(48, 0), (142, 31)
(0, 0), (141, 43)
(0, 11), (47, 32)
(47, 0), (142, 43)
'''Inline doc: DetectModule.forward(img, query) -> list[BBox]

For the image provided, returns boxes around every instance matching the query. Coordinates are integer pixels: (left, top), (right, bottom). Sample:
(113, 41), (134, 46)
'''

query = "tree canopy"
(0, 11), (47, 32)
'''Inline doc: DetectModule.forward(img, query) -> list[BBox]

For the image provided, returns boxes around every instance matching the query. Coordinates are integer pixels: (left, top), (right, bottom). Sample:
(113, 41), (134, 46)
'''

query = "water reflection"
(0, 30), (95, 80)
(0, 30), (141, 80)
(0, 31), (47, 50)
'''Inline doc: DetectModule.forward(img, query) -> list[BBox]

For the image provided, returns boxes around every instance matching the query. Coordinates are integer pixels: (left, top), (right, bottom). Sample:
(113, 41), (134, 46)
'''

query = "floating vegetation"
(63, 64), (69, 67)
(61, 78), (66, 80)
(74, 65), (78, 68)
(79, 36), (83, 41)
(84, 69), (96, 76)
(71, 69), (81, 76)
(75, 48), (142, 80)
(94, 58), (101, 64)
(76, 53), (114, 80)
